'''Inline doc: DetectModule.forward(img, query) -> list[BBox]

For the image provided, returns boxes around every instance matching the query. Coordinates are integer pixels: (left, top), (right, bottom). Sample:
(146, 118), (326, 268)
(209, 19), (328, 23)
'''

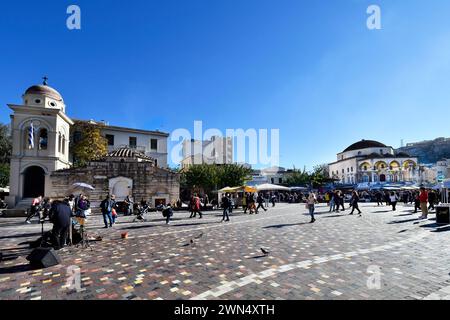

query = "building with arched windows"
(5, 80), (179, 209)
(328, 140), (419, 185)
(6, 83), (73, 208)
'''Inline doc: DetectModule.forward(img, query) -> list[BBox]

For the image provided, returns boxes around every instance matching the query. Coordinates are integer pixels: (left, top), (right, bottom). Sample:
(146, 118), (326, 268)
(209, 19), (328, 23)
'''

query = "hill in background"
(396, 137), (450, 164)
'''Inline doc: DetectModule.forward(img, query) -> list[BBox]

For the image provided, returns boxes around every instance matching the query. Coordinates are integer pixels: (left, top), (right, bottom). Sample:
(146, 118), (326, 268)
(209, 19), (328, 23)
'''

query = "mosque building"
(328, 140), (419, 185)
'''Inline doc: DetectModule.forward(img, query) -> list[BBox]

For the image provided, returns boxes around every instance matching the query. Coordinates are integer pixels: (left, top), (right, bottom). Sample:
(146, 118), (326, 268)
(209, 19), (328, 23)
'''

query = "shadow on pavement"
(322, 215), (347, 219)
(388, 218), (419, 224)
(396, 213), (414, 217)
(0, 232), (41, 240)
(263, 222), (309, 229)
(0, 264), (37, 275)
(431, 226), (450, 233)
(249, 255), (267, 259)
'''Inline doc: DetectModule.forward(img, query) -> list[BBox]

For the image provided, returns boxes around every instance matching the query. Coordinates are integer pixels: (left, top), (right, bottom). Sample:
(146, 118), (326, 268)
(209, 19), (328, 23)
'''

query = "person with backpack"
(100, 195), (116, 228)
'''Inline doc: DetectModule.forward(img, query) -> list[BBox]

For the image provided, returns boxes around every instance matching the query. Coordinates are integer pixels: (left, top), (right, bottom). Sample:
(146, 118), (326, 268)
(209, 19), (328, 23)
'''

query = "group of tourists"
(306, 187), (440, 224)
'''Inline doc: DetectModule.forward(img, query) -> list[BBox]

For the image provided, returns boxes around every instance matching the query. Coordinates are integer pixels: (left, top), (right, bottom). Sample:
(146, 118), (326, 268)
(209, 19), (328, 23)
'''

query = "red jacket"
(419, 191), (428, 203)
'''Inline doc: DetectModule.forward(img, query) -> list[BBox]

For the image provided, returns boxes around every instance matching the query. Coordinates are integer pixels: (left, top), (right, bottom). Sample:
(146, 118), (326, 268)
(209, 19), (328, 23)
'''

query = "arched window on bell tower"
(39, 128), (48, 150)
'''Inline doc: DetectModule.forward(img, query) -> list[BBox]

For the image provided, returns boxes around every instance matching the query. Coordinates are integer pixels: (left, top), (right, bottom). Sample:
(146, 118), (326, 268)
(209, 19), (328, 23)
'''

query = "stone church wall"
(49, 160), (180, 209)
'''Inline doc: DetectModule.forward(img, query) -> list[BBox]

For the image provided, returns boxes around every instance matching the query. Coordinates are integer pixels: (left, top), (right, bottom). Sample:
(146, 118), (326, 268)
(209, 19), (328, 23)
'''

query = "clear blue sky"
(1, 0), (450, 169)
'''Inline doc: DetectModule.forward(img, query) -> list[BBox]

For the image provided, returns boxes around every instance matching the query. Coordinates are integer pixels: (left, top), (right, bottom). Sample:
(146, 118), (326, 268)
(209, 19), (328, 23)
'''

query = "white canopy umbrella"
(69, 182), (95, 193)
(256, 184), (291, 191)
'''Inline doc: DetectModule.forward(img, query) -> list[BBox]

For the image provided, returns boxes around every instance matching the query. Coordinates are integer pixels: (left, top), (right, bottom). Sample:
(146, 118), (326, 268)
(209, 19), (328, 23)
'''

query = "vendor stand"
(435, 179), (450, 225)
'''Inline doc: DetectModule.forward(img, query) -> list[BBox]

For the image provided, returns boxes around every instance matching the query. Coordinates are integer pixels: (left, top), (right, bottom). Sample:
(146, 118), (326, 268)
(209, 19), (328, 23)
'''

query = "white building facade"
(328, 140), (419, 184)
(181, 136), (233, 168)
(72, 121), (169, 168)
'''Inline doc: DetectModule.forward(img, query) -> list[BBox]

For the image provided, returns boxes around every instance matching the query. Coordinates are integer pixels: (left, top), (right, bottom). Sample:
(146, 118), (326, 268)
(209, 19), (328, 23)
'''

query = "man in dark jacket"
(100, 195), (116, 228)
(49, 200), (72, 250)
(256, 193), (267, 214)
(221, 194), (231, 222)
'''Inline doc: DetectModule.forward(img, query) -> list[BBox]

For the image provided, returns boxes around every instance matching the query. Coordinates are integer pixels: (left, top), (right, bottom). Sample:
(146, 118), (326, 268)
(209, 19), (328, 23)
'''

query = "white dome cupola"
(22, 77), (66, 113)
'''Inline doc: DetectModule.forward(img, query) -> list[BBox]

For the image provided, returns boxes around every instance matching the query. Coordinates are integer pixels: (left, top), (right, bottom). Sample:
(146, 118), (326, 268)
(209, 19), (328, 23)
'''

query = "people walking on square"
(100, 195), (116, 228)
(271, 194), (277, 207)
(189, 195), (196, 218)
(307, 192), (317, 223)
(221, 193), (231, 222)
(349, 191), (362, 215)
(163, 204), (173, 225)
(111, 207), (118, 224)
(256, 193), (267, 213)
(25, 195), (43, 224)
(419, 187), (429, 219)
(413, 192), (420, 213)
(229, 195), (235, 214)
(124, 195), (134, 216)
(384, 191), (391, 206)
(390, 192), (399, 211)
(242, 192), (248, 214)
(248, 193), (256, 214)
(192, 193), (203, 219)
(329, 191), (336, 212)
(428, 190), (436, 211)
(375, 191), (383, 206)
(337, 191), (345, 212)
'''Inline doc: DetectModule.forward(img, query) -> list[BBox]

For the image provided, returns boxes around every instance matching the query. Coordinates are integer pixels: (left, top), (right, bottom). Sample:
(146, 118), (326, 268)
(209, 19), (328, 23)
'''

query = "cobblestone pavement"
(1, 203), (450, 300)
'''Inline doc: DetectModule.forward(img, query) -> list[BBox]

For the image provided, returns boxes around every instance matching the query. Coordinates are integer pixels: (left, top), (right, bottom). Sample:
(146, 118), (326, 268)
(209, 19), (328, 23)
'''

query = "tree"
(217, 164), (252, 189)
(182, 164), (218, 194)
(284, 164), (332, 188)
(310, 164), (332, 188)
(71, 121), (108, 167)
(285, 167), (310, 187)
(0, 123), (12, 187)
(0, 164), (9, 187)
(181, 164), (252, 195)
(0, 123), (12, 164)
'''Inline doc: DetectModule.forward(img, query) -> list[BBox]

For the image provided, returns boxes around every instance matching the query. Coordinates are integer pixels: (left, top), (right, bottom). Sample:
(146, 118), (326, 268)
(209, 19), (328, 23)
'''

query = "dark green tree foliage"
(0, 123), (12, 187)
(182, 164), (252, 194)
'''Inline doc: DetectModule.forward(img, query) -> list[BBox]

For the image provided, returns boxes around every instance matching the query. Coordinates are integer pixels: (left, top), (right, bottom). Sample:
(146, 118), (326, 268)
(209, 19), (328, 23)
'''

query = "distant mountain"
(396, 137), (450, 164)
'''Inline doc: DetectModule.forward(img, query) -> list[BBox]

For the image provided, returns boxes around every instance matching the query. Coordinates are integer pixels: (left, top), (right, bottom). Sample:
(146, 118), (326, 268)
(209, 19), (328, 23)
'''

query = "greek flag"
(28, 121), (35, 149)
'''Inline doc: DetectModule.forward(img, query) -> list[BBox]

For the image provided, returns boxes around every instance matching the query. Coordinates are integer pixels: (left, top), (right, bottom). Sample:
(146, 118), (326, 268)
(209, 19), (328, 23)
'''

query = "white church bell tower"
(6, 78), (74, 208)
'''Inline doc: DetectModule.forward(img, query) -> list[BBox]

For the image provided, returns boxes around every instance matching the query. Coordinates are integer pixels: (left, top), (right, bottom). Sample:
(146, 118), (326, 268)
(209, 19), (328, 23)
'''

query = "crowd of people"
(17, 185), (445, 251)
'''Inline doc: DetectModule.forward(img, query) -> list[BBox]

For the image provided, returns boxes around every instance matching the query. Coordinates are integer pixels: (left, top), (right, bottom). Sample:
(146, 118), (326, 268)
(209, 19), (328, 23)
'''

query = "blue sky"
(1, 0), (450, 169)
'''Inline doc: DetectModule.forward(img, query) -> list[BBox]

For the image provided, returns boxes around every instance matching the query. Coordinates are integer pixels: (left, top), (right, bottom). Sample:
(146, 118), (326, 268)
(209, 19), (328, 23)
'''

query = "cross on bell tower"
(42, 76), (48, 86)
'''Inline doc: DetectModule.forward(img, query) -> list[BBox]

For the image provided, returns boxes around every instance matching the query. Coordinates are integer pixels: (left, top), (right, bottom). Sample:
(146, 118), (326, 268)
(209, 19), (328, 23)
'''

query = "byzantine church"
(5, 79), (180, 209)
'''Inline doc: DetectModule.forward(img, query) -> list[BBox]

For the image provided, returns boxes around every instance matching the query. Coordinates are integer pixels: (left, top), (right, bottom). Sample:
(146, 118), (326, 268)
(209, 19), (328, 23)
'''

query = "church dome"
(106, 147), (155, 163)
(24, 84), (63, 101)
(343, 140), (387, 152)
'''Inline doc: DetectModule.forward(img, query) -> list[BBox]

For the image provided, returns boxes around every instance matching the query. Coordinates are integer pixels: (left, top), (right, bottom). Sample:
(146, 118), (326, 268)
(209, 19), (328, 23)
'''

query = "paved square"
(1, 203), (449, 300)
